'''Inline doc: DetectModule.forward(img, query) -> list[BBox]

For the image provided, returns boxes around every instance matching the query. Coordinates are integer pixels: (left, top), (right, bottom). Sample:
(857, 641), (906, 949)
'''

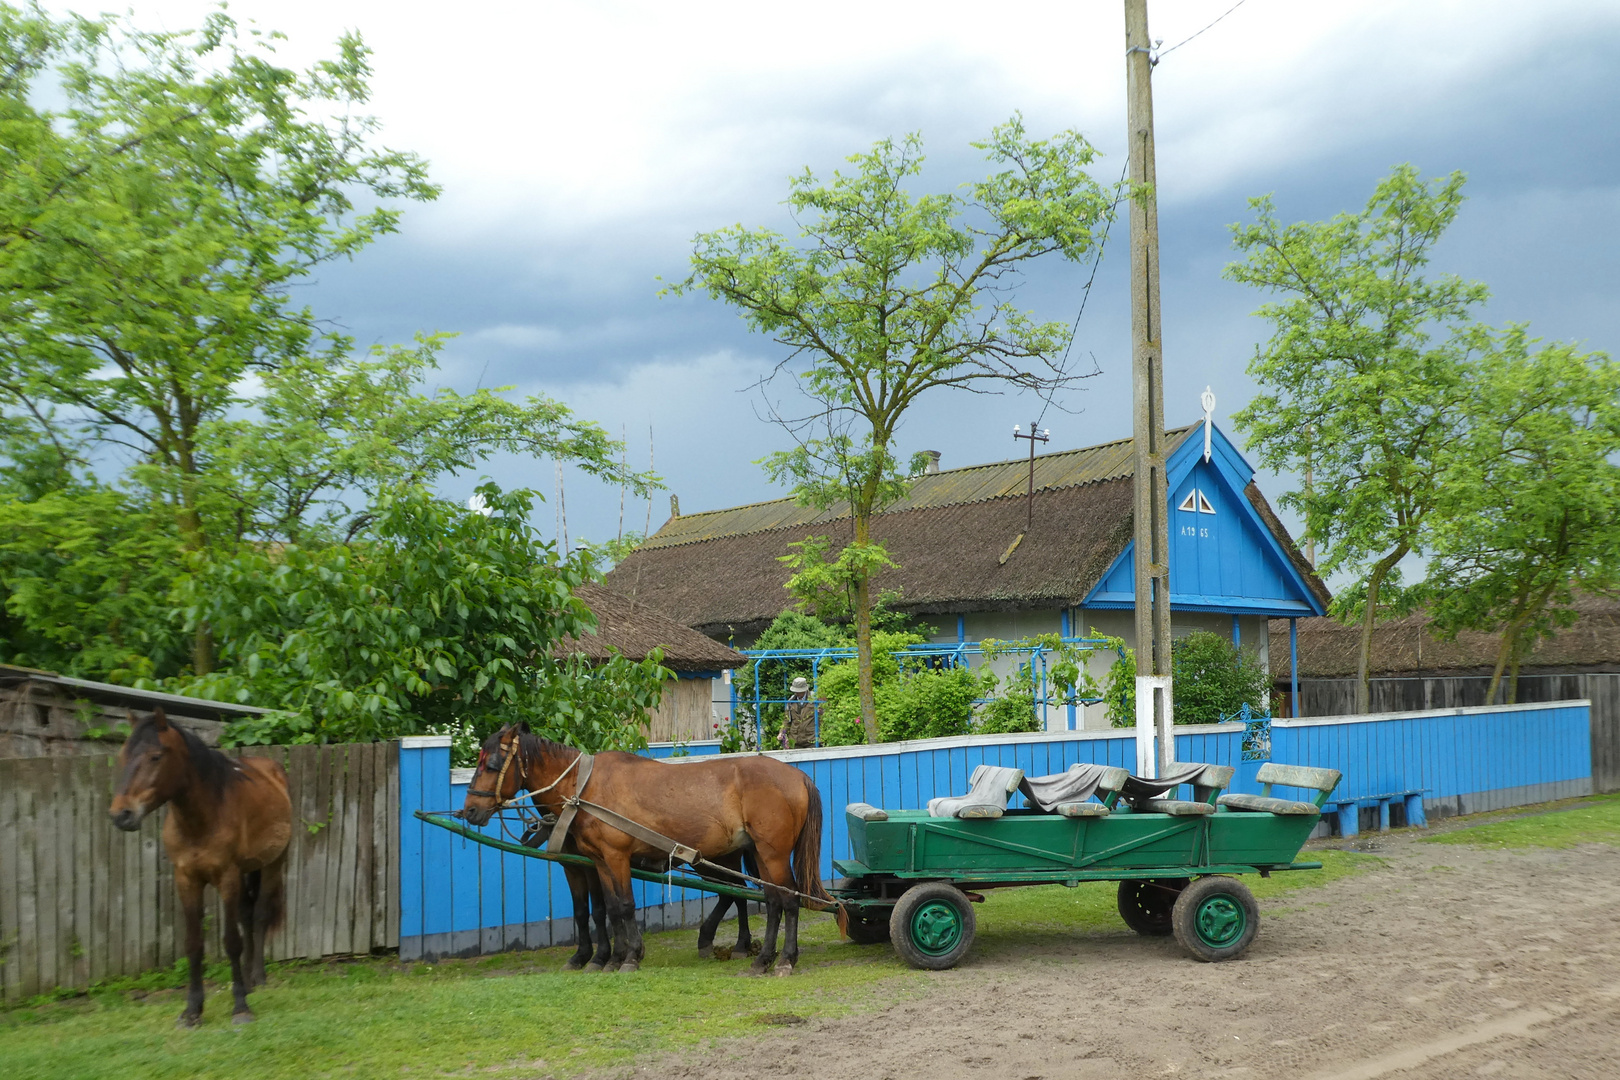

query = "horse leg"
(597, 854), (642, 973)
(743, 896), (781, 976)
(775, 895), (802, 977)
(562, 865), (595, 971)
(218, 873), (255, 1024)
(587, 868), (611, 971)
(238, 871), (260, 989)
(737, 851), (759, 956)
(747, 848), (796, 976)
(696, 894), (730, 959)
(177, 873), (207, 1028)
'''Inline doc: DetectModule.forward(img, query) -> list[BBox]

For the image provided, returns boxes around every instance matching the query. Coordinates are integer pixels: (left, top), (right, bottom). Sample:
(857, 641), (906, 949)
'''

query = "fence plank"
(36, 760), (61, 994)
(332, 746), (357, 957)
(0, 761), (20, 1001)
(15, 772), (40, 998)
(352, 743), (374, 955)
(70, 756), (93, 989)
(87, 757), (110, 986)
(384, 741), (400, 948)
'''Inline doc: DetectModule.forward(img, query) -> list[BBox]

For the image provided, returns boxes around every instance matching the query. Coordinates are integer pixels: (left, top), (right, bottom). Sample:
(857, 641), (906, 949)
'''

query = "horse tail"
(792, 777), (848, 935)
(262, 855), (287, 935)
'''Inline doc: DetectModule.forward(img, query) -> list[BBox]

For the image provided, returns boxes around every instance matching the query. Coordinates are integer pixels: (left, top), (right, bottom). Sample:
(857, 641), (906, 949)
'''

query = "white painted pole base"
(1135, 675), (1174, 778)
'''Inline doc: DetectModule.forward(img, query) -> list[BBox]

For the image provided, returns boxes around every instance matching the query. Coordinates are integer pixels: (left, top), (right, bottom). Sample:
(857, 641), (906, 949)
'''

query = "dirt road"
(598, 829), (1620, 1080)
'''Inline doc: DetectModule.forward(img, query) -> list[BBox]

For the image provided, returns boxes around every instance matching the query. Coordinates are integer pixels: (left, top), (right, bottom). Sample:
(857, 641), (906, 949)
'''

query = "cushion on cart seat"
(1144, 799), (1215, 816)
(1217, 794), (1319, 815)
(1054, 801), (1111, 818)
(846, 802), (888, 822)
(928, 764), (1025, 819)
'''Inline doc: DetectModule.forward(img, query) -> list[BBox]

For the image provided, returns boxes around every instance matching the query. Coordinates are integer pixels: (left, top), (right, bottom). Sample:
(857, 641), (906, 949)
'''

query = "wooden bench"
(1321, 790), (1428, 837)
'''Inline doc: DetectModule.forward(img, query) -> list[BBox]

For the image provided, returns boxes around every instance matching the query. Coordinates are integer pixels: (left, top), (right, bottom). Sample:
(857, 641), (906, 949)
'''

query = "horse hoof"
(586, 961), (607, 973)
(177, 1014), (201, 1030)
(773, 963), (795, 977)
(737, 965), (764, 978)
(710, 945), (732, 961)
(617, 960), (640, 974)
(697, 945), (714, 960)
(565, 958), (586, 971)
(233, 1010), (256, 1025)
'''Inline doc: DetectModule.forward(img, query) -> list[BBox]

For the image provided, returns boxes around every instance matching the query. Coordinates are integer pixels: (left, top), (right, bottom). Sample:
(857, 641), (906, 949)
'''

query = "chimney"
(670, 494), (681, 518)
(923, 450), (941, 475)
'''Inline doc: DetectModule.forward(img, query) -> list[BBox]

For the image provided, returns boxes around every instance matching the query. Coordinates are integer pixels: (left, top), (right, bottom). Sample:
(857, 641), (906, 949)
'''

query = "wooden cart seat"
(1141, 799), (1215, 816)
(1216, 794), (1319, 815)
(927, 765), (1025, 819)
(1053, 801), (1111, 818)
(845, 802), (888, 822)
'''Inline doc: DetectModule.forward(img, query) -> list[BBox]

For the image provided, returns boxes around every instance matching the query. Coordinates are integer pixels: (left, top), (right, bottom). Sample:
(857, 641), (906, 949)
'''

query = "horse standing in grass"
(110, 709), (291, 1026)
(463, 723), (833, 975)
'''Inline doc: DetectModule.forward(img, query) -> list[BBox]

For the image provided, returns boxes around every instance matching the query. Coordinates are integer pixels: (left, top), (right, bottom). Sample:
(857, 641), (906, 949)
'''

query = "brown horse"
(463, 724), (833, 975)
(110, 709), (291, 1026)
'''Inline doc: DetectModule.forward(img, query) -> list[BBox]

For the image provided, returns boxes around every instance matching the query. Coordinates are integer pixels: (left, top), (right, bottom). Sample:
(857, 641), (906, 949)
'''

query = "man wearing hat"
(780, 676), (819, 749)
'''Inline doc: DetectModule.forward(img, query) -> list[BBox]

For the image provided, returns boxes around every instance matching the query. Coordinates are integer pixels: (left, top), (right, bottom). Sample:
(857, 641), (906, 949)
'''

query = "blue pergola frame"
(732, 637), (1121, 743)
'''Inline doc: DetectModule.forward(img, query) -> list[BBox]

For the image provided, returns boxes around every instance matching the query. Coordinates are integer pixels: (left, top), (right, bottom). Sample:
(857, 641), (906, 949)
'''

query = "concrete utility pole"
(1125, 0), (1174, 776)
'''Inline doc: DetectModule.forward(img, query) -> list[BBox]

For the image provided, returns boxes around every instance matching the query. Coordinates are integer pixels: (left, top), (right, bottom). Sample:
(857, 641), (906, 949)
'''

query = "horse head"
(110, 708), (186, 831)
(462, 722), (530, 827)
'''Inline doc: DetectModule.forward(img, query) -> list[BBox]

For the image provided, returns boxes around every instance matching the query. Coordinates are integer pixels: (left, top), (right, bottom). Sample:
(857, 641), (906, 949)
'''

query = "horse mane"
(130, 713), (240, 799)
(517, 730), (581, 762)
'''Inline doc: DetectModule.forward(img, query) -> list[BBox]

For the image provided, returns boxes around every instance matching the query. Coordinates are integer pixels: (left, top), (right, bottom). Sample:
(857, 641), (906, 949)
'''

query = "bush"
(731, 610), (847, 744)
(1106, 630), (1270, 727)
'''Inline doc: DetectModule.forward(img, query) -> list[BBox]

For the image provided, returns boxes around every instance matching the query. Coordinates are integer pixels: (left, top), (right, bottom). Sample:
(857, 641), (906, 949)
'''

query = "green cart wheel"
(890, 882), (976, 970)
(843, 910), (893, 945)
(1116, 878), (1189, 936)
(1172, 876), (1259, 962)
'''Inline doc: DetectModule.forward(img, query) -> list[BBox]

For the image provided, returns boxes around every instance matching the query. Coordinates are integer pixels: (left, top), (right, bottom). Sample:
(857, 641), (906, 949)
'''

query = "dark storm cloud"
(298, 16), (1620, 550)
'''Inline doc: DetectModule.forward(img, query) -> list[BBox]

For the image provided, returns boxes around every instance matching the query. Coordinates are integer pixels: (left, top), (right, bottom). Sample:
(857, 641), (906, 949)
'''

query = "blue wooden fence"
(397, 699), (1593, 960)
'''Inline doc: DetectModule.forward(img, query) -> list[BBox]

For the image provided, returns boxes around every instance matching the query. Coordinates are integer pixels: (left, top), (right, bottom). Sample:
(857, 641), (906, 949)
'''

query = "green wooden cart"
(827, 761), (1341, 969)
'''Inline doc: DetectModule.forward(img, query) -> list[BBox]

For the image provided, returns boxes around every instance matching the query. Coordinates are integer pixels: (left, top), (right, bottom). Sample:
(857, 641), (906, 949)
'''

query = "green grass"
(1423, 792), (1620, 850)
(0, 852), (1379, 1080)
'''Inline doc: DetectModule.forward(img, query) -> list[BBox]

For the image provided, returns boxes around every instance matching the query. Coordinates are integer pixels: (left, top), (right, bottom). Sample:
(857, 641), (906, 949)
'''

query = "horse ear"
(150, 708), (169, 731)
(518, 721), (531, 734)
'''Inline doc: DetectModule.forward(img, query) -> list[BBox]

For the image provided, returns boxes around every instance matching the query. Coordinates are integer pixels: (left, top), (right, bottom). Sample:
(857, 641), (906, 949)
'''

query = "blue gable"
(1084, 424), (1325, 618)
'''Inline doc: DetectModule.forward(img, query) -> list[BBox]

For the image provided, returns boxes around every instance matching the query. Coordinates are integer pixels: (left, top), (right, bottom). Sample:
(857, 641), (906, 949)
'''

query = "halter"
(467, 732), (584, 807)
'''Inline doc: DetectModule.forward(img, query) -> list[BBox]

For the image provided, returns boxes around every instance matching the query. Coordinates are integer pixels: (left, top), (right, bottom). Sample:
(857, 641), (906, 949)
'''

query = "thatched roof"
(605, 428), (1329, 639)
(560, 583), (745, 672)
(1268, 594), (1620, 680)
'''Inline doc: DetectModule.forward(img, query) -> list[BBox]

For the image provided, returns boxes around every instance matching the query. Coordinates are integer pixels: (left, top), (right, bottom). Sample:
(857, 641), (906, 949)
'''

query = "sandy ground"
(596, 823), (1620, 1080)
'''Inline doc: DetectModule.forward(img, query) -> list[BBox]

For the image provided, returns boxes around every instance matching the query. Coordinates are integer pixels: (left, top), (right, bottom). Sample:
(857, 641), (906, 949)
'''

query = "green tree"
(1424, 328), (1620, 701)
(1227, 165), (1487, 712)
(0, 7), (653, 682)
(171, 483), (668, 749)
(0, 6), (438, 673)
(675, 117), (1117, 741)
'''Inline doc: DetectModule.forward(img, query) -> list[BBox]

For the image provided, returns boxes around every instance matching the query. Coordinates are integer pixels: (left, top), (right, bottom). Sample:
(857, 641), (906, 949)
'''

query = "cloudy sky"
(79, 0), (1620, 549)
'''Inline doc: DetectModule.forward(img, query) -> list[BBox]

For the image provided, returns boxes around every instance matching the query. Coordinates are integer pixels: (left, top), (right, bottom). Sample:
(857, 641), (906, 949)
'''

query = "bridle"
(467, 730), (583, 808)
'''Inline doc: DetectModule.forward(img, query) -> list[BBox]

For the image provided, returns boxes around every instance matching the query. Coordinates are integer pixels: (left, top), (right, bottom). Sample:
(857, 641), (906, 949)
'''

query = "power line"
(1156, 0), (1249, 60)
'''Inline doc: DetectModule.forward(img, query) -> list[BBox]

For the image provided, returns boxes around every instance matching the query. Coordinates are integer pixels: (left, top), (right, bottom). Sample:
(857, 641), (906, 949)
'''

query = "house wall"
(643, 676), (725, 744)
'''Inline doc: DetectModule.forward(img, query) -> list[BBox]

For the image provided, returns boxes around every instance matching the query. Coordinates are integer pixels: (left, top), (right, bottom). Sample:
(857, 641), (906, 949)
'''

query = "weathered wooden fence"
(1297, 673), (1620, 793)
(0, 742), (398, 1002)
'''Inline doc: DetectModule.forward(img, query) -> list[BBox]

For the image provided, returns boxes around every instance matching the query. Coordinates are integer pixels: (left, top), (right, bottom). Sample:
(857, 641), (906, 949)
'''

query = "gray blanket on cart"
(1119, 763), (1210, 807)
(1018, 762), (1118, 812)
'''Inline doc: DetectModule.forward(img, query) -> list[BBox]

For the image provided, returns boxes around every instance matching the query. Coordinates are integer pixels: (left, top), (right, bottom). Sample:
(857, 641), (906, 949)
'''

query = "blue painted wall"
(397, 700), (1592, 958)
